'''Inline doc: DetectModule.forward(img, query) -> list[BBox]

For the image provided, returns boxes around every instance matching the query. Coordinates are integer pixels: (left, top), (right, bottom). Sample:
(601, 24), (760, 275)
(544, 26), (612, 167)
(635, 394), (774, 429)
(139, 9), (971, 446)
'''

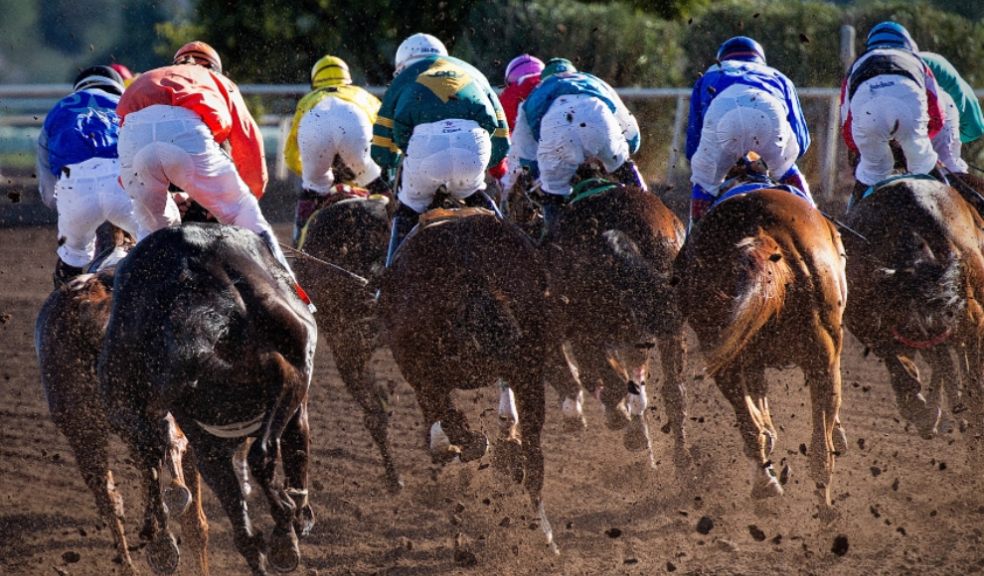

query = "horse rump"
(700, 229), (792, 376)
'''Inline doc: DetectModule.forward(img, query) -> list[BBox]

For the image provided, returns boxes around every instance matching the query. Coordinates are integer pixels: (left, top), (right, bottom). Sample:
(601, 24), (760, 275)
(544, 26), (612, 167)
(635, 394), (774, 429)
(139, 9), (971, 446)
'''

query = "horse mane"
(703, 229), (793, 377)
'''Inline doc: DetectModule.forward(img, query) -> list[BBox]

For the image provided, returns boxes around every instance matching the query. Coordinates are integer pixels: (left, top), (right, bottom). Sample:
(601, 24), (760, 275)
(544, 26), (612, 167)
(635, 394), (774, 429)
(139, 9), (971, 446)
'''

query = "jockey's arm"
(371, 85), (404, 170)
(782, 75), (811, 156)
(684, 78), (707, 161)
(283, 105), (306, 176)
(227, 86), (268, 198)
(36, 127), (57, 210)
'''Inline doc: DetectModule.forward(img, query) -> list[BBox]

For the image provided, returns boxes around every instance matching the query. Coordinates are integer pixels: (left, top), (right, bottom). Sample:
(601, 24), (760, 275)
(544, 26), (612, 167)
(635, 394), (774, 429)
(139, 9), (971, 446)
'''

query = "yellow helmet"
(311, 55), (352, 89)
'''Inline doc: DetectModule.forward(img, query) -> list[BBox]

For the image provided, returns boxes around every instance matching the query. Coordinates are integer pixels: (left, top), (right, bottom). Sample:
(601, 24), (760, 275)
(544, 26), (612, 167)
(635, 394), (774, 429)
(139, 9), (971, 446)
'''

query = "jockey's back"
(43, 88), (121, 176)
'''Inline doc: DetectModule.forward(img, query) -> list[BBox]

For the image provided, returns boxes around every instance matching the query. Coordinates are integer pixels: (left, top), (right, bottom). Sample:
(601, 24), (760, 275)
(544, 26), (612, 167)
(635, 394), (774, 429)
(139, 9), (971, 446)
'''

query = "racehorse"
(675, 188), (848, 518)
(99, 223), (318, 575)
(292, 190), (404, 491)
(842, 177), (984, 439)
(35, 224), (210, 575)
(377, 207), (559, 553)
(541, 180), (690, 471)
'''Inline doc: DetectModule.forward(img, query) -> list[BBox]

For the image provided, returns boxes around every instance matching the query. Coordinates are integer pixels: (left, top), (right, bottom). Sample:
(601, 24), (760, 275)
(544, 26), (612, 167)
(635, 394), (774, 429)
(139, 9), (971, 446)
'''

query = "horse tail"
(704, 230), (793, 377)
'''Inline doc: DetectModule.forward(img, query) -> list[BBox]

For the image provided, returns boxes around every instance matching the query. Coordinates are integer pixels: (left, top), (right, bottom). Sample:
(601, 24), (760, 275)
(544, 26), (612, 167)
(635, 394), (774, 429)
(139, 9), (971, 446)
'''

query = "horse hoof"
(268, 528), (300, 573)
(163, 484), (192, 518)
(385, 472), (405, 494)
(293, 504), (316, 538)
(604, 404), (630, 431)
(145, 532), (179, 575)
(459, 435), (490, 463)
(751, 467), (784, 500)
(900, 395), (941, 439)
(622, 417), (649, 452)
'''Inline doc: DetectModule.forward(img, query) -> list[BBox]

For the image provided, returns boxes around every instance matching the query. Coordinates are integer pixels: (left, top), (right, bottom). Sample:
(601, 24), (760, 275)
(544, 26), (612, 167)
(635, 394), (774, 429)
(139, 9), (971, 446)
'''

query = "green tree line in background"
(1, 0), (982, 88)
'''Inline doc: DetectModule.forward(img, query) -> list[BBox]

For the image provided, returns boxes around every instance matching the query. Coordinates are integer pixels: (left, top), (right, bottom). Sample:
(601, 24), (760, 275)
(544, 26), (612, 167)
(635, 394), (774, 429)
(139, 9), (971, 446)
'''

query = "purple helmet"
(504, 54), (545, 86)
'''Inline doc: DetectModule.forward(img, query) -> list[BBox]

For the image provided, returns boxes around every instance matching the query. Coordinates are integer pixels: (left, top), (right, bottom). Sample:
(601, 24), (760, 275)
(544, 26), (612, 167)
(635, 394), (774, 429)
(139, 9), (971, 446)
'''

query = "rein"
(280, 243), (370, 287)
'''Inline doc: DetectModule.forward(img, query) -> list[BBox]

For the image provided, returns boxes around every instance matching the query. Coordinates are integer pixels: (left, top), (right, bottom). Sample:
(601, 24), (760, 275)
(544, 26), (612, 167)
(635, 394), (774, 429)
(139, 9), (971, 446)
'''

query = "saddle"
(711, 153), (813, 211)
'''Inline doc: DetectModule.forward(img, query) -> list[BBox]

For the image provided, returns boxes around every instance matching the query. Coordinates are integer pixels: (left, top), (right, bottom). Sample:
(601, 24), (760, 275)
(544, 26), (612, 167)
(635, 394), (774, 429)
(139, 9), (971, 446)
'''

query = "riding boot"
(366, 176), (393, 199)
(53, 258), (84, 289)
(611, 159), (648, 192)
(540, 192), (568, 242)
(928, 166), (950, 186)
(846, 180), (869, 213)
(385, 203), (421, 268)
(292, 188), (324, 246)
(257, 230), (316, 313)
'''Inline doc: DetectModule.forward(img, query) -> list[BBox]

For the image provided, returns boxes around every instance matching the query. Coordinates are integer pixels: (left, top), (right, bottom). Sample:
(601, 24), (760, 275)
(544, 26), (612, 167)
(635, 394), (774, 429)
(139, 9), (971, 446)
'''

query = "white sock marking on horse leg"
(430, 421), (451, 453)
(233, 442), (252, 497)
(537, 500), (559, 554)
(498, 384), (519, 425)
(627, 384), (648, 417)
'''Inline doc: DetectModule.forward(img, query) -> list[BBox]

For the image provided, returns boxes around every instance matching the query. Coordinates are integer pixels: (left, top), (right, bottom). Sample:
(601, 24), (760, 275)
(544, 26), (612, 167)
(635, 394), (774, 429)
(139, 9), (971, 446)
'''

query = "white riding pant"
(849, 76), (938, 185)
(931, 89), (968, 174)
(399, 119), (491, 213)
(118, 105), (273, 241)
(297, 98), (381, 194)
(55, 157), (139, 267)
(538, 94), (629, 196)
(690, 84), (799, 195)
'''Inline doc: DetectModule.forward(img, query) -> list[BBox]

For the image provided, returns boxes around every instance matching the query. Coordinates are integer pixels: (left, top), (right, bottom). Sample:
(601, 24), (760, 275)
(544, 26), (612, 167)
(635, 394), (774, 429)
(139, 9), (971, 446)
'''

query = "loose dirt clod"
(696, 516), (714, 535)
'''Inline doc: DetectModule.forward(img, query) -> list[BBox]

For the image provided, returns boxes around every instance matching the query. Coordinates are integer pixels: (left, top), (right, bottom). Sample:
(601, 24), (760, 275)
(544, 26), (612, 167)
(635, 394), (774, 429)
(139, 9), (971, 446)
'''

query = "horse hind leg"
(715, 365), (783, 500)
(177, 447), (210, 576)
(163, 414), (193, 519)
(281, 401), (316, 536)
(886, 355), (941, 439)
(336, 346), (404, 492)
(658, 329), (692, 473)
(804, 356), (843, 523)
(511, 370), (558, 554)
(64, 425), (137, 575)
(546, 342), (587, 433)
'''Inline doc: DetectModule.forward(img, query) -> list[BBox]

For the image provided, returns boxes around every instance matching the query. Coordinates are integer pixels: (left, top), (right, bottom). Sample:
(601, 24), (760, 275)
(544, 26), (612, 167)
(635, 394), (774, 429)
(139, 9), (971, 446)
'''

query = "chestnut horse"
(675, 188), (847, 518)
(99, 224), (317, 575)
(377, 208), (559, 552)
(542, 181), (690, 471)
(35, 225), (210, 576)
(293, 193), (404, 491)
(842, 178), (984, 439)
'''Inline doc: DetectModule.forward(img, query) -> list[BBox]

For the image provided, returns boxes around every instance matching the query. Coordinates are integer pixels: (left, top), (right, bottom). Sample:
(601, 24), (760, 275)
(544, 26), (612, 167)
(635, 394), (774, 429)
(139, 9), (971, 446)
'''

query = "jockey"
(371, 33), (510, 261)
(37, 65), (140, 286)
(686, 36), (812, 226)
(503, 57), (643, 232)
(284, 54), (388, 244)
(840, 22), (944, 196)
(918, 52), (984, 176)
(116, 41), (313, 309)
(500, 54), (544, 132)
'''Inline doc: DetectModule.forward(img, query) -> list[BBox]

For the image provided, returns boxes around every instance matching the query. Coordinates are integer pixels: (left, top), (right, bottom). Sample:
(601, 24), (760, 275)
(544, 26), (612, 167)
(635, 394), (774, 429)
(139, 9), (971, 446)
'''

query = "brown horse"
(34, 225), (210, 575)
(99, 224), (317, 575)
(541, 181), (690, 471)
(675, 188), (847, 518)
(292, 193), (403, 491)
(378, 208), (559, 552)
(842, 178), (984, 439)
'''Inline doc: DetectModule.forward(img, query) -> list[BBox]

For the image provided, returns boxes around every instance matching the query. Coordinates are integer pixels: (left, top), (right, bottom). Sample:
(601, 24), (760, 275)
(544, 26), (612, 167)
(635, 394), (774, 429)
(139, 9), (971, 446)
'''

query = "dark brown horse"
(843, 178), (984, 439)
(35, 225), (210, 576)
(99, 223), (317, 575)
(292, 193), (404, 491)
(542, 182), (690, 471)
(378, 208), (559, 552)
(675, 188), (847, 518)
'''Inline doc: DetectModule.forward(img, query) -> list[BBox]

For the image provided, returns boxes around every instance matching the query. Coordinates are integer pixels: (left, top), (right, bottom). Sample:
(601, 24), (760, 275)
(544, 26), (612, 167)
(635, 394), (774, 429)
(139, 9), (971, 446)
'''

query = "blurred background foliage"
(2, 0), (983, 87)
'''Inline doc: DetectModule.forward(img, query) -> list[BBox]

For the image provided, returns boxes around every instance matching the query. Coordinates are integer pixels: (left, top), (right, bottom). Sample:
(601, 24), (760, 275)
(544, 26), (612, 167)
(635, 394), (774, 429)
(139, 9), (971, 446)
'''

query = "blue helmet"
(716, 36), (766, 65)
(866, 21), (917, 51)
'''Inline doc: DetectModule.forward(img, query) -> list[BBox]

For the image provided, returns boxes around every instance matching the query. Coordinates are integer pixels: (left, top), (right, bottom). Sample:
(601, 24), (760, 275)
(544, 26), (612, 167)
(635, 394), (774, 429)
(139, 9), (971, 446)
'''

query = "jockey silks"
(371, 55), (509, 171)
(40, 88), (121, 176)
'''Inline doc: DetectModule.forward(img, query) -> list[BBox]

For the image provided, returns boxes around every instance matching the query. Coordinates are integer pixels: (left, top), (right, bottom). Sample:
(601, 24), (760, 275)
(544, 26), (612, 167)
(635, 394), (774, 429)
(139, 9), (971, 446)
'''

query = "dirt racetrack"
(2, 223), (984, 576)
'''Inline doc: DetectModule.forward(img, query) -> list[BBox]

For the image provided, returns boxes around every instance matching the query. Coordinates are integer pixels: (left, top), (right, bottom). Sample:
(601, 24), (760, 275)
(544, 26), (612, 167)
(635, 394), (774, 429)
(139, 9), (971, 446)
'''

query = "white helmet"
(394, 33), (447, 74)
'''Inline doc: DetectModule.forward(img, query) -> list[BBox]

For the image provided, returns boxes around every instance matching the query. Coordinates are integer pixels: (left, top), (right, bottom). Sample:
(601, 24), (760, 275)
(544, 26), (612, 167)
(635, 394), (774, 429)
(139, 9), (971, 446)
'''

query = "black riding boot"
(53, 258), (84, 289)
(366, 176), (393, 198)
(385, 203), (421, 267)
(611, 159), (648, 192)
(292, 188), (323, 246)
(539, 192), (568, 242)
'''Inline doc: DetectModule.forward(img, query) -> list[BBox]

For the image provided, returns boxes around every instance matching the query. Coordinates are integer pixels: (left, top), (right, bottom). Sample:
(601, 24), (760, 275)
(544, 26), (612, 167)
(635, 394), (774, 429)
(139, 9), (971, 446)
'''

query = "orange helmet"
(173, 41), (222, 73)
